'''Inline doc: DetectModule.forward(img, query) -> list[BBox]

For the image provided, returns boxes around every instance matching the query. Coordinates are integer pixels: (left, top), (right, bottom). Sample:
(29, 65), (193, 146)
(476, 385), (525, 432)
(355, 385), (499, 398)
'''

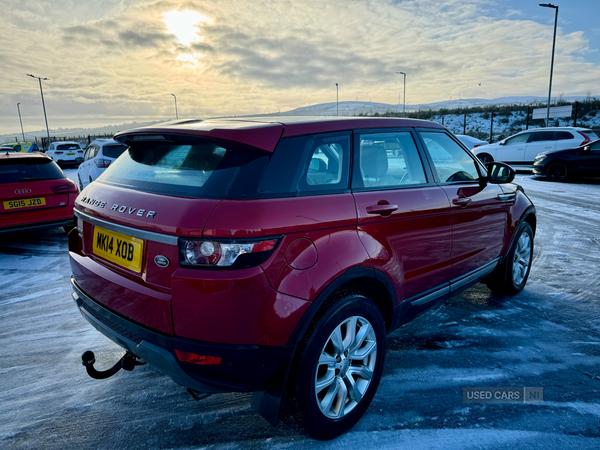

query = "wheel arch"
(252, 266), (396, 426)
(288, 266), (396, 346)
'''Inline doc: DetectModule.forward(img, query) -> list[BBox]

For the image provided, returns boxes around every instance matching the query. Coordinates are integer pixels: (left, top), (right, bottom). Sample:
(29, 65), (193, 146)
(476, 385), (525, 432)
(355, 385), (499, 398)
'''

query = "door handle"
(497, 193), (515, 202)
(366, 204), (399, 215)
(452, 197), (472, 207)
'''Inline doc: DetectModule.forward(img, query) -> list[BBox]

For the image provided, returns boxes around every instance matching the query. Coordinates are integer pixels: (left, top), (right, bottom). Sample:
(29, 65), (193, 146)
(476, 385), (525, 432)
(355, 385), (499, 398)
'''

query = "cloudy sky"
(1, 0), (599, 135)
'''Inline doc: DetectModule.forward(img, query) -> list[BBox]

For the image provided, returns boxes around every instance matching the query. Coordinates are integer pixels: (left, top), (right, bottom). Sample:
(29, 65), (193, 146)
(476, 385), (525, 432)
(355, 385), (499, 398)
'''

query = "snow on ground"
(1, 175), (600, 449)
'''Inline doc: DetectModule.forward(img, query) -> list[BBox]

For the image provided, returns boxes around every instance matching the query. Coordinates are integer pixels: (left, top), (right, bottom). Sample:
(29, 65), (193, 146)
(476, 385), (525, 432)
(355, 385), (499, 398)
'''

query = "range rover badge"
(154, 255), (169, 268)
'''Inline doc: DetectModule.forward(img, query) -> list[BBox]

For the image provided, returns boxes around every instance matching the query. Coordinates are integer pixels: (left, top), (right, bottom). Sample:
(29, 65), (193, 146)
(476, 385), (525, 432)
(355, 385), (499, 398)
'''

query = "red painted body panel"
(203, 194), (372, 301)
(171, 266), (311, 345)
(439, 183), (508, 279)
(76, 182), (221, 238)
(70, 251), (173, 335)
(500, 185), (536, 254)
(115, 121), (284, 152)
(353, 186), (453, 302)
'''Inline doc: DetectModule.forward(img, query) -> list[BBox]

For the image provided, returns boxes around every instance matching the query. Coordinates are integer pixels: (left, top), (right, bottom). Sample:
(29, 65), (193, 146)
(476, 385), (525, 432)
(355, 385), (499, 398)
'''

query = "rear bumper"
(0, 217), (73, 235)
(71, 277), (295, 393)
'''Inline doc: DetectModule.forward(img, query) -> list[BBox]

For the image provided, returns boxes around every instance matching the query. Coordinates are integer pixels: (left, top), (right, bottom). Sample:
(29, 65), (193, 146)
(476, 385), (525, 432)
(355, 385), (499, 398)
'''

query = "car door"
(497, 132), (531, 164)
(79, 145), (95, 187)
(579, 140), (600, 176)
(352, 130), (453, 304)
(524, 131), (556, 164)
(417, 131), (509, 287)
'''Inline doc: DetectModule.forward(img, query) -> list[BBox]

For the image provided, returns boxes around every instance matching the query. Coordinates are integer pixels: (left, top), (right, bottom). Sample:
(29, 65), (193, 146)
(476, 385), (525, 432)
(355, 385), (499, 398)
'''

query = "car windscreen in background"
(98, 140), (265, 198)
(102, 144), (128, 159)
(57, 144), (81, 151)
(0, 158), (66, 184)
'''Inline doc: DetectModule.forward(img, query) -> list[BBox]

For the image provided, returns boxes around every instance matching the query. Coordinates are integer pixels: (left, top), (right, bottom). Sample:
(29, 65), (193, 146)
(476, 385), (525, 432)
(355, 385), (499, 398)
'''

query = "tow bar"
(81, 350), (146, 380)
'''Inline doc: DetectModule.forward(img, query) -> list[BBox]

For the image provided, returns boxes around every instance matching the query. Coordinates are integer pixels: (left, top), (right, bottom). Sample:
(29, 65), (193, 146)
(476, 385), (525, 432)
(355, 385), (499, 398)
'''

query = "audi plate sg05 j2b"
(68, 117), (536, 439)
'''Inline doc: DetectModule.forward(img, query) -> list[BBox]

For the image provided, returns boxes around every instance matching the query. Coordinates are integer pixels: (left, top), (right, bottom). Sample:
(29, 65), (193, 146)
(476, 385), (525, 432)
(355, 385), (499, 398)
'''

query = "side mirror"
(486, 162), (515, 184)
(499, 140), (506, 145)
(583, 145), (590, 152)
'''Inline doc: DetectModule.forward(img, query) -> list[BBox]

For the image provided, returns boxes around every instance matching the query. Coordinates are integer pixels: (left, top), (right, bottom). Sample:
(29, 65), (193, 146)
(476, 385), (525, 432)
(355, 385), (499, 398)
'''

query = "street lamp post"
(335, 83), (339, 116)
(16, 103), (25, 141)
(396, 71), (406, 117)
(26, 74), (51, 148)
(171, 93), (178, 120)
(539, 3), (559, 127)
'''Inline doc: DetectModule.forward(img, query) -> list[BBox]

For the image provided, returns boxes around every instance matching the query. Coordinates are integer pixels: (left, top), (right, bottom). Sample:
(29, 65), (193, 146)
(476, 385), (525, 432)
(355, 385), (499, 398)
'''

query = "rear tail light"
(51, 180), (79, 194)
(77, 150), (84, 153)
(94, 159), (111, 168)
(174, 350), (222, 366)
(579, 132), (591, 146)
(179, 237), (280, 269)
(54, 151), (64, 155)
(473, 144), (481, 148)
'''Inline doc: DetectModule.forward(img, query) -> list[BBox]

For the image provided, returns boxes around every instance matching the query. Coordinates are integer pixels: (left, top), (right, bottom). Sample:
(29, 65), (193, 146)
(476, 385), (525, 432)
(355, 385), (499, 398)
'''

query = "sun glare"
(163, 10), (212, 46)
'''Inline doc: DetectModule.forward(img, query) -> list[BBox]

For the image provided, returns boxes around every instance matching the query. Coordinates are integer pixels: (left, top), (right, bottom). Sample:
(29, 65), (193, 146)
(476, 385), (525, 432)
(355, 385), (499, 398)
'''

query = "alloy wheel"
(512, 231), (532, 286)
(315, 316), (377, 419)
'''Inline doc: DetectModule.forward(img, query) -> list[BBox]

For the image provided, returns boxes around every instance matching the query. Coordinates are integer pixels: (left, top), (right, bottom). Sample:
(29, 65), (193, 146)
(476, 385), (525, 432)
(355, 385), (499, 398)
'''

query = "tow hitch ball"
(81, 350), (146, 380)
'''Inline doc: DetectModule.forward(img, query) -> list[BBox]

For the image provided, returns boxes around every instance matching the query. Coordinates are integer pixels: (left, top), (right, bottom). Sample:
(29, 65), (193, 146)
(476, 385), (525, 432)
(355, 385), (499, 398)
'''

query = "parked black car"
(533, 139), (600, 181)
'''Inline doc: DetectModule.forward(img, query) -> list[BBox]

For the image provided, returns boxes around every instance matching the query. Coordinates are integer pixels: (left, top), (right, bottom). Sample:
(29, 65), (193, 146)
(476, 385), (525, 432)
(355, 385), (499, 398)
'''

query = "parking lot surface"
(1, 174), (600, 449)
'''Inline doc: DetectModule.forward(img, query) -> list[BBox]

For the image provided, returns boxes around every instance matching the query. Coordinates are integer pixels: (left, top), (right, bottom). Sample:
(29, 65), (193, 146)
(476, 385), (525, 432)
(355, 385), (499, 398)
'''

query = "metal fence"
(372, 100), (600, 144)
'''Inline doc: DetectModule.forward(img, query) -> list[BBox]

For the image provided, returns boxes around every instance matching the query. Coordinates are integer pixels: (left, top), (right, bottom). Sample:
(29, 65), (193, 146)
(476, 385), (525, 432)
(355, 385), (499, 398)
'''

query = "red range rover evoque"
(69, 117), (536, 439)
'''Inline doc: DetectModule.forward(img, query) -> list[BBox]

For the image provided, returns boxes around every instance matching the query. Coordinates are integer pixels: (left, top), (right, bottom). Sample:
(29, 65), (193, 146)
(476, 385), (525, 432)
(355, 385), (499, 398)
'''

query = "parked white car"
(46, 141), (84, 166)
(77, 139), (128, 190)
(473, 127), (599, 169)
(456, 135), (488, 149)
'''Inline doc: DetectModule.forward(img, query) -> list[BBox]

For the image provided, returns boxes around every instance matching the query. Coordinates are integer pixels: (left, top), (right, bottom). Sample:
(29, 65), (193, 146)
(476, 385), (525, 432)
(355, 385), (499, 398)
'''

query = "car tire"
(545, 161), (569, 182)
(477, 153), (493, 165)
(283, 292), (386, 440)
(485, 222), (534, 295)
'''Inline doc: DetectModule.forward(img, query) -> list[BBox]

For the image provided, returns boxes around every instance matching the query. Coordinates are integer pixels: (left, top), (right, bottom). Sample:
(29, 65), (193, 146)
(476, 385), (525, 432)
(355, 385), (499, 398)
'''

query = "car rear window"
(98, 139), (266, 198)
(57, 144), (81, 151)
(0, 157), (66, 184)
(101, 144), (127, 159)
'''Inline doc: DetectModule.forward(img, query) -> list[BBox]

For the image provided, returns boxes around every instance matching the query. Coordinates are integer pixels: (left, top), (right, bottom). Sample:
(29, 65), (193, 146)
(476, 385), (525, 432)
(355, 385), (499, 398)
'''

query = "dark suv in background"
(69, 117), (536, 439)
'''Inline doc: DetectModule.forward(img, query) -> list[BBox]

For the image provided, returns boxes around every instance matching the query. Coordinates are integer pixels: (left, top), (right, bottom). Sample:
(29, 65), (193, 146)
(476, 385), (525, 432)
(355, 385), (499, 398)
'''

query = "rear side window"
(99, 139), (264, 198)
(0, 158), (65, 184)
(555, 132), (574, 140)
(101, 144), (127, 159)
(354, 131), (427, 189)
(258, 134), (350, 196)
(529, 131), (554, 142)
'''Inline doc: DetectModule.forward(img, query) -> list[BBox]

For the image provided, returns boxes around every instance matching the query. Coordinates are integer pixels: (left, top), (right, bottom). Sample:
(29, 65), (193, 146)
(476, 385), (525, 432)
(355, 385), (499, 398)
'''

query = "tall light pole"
(171, 93), (178, 120)
(16, 103), (25, 141)
(539, 3), (559, 127)
(335, 83), (339, 116)
(26, 74), (51, 148)
(396, 71), (406, 117)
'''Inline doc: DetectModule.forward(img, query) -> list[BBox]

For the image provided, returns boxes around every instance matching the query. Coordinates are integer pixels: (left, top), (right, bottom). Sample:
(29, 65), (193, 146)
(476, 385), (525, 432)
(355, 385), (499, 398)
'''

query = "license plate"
(66, 153), (76, 156)
(3, 197), (46, 210)
(93, 226), (144, 273)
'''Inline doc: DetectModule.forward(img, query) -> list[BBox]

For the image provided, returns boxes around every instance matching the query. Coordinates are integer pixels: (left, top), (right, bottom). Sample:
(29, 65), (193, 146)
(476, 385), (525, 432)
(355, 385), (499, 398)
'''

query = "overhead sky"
(1, 0), (599, 135)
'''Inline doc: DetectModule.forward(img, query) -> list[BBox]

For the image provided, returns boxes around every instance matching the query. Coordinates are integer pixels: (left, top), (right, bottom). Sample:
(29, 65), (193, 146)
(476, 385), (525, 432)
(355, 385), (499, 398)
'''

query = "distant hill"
(275, 96), (590, 116)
